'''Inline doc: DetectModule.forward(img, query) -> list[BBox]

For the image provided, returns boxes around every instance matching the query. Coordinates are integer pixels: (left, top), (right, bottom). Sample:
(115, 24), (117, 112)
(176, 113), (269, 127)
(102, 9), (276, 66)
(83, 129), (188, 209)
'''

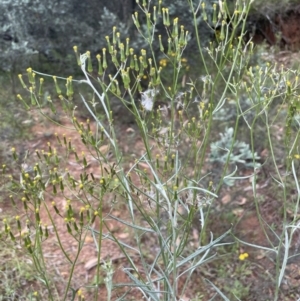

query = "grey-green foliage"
(0, 0), (133, 72)
(213, 99), (237, 121)
(250, 0), (298, 15)
(209, 127), (260, 167)
(0, 0), (217, 73)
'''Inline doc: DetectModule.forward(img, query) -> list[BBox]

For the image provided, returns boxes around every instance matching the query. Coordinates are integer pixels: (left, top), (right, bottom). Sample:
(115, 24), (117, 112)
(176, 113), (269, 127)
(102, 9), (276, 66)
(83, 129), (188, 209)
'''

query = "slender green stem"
(94, 192), (104, 301)
(63, 233), (83, 301)
(43, 202), (73, 264)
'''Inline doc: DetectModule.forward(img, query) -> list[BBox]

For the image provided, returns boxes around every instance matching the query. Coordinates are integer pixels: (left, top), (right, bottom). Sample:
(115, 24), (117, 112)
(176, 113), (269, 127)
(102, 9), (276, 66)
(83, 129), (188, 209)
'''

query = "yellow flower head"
(239, 252), (249, 261)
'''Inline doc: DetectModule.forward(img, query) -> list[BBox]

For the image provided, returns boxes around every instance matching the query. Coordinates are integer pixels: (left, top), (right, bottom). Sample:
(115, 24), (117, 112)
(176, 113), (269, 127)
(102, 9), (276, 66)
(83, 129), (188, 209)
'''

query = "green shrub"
(2, 0), (300, 300)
